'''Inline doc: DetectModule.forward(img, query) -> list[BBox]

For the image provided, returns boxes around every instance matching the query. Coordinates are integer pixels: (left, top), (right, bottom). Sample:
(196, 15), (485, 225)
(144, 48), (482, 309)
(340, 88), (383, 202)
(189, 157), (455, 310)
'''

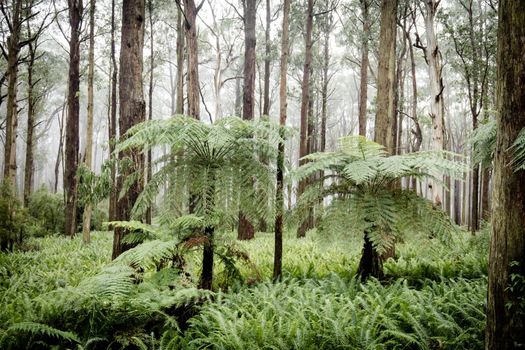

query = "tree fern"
(115, 116), (282, 225)
(114, 116), (283, 289)
(293, 135), (464, 278)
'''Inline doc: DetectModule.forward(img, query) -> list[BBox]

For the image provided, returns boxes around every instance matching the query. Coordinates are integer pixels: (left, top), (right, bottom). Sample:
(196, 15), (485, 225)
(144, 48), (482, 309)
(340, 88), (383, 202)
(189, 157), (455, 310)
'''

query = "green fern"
(3, 321), (79, 346)
(293, 136), (464, 275)
(115, 116), (282, 227)
(471, 120), (525, 171)
(510, 128), (525, 171)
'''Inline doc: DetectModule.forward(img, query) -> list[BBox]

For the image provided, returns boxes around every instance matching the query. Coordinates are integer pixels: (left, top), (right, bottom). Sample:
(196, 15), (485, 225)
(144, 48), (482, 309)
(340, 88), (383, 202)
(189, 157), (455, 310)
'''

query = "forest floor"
(0, 227), (488, 349)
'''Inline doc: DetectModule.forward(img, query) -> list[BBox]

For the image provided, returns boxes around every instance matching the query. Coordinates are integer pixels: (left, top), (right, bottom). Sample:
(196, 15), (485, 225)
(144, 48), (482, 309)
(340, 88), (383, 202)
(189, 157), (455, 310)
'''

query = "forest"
(0, 0), (524, 348)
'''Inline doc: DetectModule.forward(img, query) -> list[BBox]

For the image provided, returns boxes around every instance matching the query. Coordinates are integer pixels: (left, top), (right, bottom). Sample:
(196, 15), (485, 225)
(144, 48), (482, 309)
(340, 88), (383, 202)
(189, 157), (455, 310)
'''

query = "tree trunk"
(176, 7), (185, 115)
(199, 225), (214, 290)
(65, 0), (83, 237)
(24, 39), (37, 206)
(234, 66), (242, 117)
(374, 0), (397, 154)
(408, 30), (422, 192)
(454, 179), (461, 225)
(481, 167), (490, 221)
(471, 163), (480, 233)
(3, 0), (22, 188)
(183, 0), (200, 120)
(486, 1), (525, 347)
(112, 0), (146, 259)
(296, 0), (314, 238)
(422, 0), (445, 207)
(358, 0), (370, 137)
(82, 0), (96, 244)
(320, 15), (332, 154)
(357, 231), (384, 281)
(55, 103), (66, 193)
(369, 0), (397, 267)
(108, 0), (118, 222)
(145, 0), (154, 225)
(274, 0), (289, 279)
(237, 0), (257, 241)
(262, 0), (271, 116)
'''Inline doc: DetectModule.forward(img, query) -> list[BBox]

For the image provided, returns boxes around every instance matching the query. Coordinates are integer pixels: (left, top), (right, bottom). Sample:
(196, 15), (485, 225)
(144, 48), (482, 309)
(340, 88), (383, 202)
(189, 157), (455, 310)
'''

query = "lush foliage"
(0, 227), (489, 349)
(293, 136), (465, 254)
(0, 184), (28, 251)
(116, 116), (283, 227)
(471, 122), (525, 171)
(27, 187), (65, 236)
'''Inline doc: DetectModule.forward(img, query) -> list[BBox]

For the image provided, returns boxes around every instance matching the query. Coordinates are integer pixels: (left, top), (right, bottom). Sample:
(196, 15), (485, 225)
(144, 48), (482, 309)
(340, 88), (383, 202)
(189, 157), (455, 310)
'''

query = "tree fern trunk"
(199, 226), (214, 290)
(238, 212), (255, 240)
(357, 232), (384, 281)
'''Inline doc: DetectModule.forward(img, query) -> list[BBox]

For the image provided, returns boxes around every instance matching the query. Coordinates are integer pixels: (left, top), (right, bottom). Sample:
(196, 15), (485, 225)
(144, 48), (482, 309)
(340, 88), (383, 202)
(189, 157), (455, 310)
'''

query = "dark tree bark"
(471, 163), (480, 233)
(481, 168), (490, 221)
(359, 0), (397, 280)
(320, 14), (333, 154)
(145, 0), (154, 225)
(296, 0), (314, 238)
(357, 229), (385, 281)
(24, 35), (37, 206)
(108, 0), (118, 222)
(112, 0), (146, 259)
(454, 179), (462, 225)
(199, 226), (214, 290)
(237, 0), (257, 241)
(273, 0), (290, 281)
(65, 0), (83, 237)
(485, 1), (525, 347)
(199, 171), (216, 290)
(358, 0), (370, 137)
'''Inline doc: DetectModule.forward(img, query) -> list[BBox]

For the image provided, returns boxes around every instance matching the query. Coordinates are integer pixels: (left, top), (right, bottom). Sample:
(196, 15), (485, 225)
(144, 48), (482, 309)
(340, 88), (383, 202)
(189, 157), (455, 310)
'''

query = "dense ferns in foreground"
(0, 229), (489, 349)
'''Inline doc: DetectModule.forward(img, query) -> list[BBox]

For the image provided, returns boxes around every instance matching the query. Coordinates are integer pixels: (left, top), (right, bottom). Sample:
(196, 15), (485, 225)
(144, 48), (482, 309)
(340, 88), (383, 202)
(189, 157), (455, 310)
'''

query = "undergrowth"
(0, 227), (489, 349)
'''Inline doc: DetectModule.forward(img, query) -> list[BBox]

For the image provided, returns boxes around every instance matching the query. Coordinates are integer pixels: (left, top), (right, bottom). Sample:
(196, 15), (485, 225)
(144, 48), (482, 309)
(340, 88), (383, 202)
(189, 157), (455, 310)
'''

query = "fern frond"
(77, 265), (136, 297)
(106, 221), (162, 236)
(471, 119), (496, 168)
(7, 322), (79, 343)
(115, 240), (179, 271)
(511, 127), (525, 171)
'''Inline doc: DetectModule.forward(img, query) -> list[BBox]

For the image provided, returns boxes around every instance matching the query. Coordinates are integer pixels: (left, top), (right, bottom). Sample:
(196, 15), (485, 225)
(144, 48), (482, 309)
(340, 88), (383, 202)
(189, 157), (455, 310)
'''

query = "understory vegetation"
(0, 227), (489, 349)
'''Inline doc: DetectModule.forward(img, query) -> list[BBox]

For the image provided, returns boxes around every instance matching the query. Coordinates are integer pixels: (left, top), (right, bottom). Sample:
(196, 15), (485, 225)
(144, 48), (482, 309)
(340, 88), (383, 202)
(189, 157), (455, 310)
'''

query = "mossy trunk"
(485, 0), (525, 347)
(357, 232), (384, 281)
